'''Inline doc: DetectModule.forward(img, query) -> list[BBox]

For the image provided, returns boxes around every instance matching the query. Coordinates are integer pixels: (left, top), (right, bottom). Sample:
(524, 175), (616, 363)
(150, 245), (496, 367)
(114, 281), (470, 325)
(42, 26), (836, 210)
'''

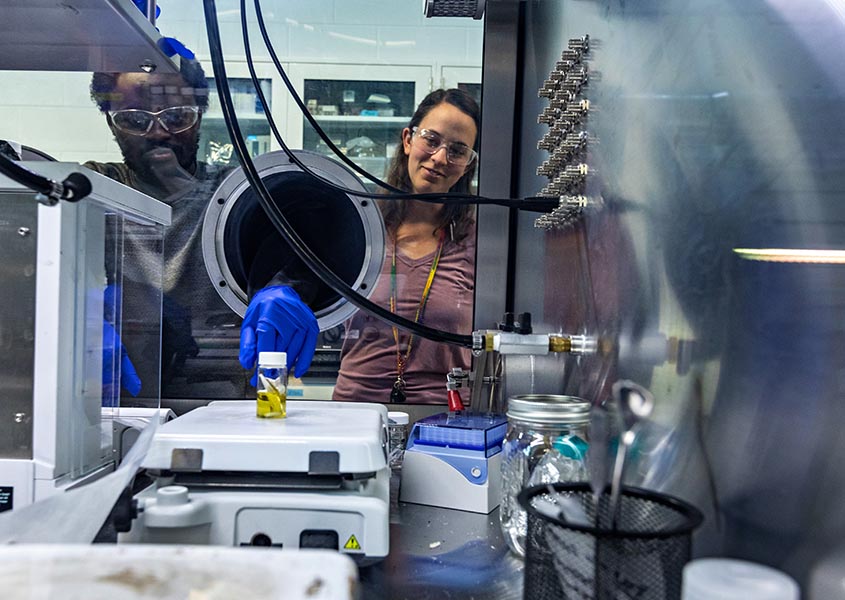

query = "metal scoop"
(587, 399), (613, 515)
(608, 380), (654, 530)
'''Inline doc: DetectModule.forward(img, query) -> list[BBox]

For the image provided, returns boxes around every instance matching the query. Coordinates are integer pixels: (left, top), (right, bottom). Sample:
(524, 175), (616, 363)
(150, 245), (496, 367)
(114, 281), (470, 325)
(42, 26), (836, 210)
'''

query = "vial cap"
(682, 559), (799, 600)
(258, 351), (287, 367)
(388, 411), (410, 425)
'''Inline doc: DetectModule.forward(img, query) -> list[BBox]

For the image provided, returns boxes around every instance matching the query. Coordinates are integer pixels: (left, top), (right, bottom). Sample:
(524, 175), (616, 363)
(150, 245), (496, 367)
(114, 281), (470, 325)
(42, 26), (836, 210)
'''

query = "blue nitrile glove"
(157, 37), (196, 60)
(131, 0), (161, 19)
(103, 285), (142, 402)
(239, 286), (319, 381)
(103, 320), (142, 404)
(131, 0), (196, 60)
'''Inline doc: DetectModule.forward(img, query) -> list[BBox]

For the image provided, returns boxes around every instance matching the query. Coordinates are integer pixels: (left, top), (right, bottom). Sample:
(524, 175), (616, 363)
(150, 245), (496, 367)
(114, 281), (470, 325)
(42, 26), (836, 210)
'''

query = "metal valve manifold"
(534, 35), (603, 230)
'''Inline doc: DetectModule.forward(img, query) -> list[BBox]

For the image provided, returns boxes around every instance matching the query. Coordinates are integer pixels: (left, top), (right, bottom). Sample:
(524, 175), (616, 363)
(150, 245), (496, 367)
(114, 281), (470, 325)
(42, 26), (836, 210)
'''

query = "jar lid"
(506, 394), (591, 424)
(258, 351), (287, 367)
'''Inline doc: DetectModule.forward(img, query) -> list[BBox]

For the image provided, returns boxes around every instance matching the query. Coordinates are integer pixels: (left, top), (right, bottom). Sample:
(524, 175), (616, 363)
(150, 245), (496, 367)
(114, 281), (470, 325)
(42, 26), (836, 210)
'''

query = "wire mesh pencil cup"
(517, 482), (704, 600)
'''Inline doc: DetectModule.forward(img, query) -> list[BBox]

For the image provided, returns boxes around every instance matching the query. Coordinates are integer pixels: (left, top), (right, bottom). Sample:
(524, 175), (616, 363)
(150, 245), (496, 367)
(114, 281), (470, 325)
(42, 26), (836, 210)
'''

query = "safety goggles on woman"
(411, 127), (478, 167)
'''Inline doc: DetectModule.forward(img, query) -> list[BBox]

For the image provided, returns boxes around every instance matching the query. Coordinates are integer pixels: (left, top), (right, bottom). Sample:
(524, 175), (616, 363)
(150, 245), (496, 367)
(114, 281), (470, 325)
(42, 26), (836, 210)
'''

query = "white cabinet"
(201, 61), (289, 166)
(200, 62), (475, 182)
(441, 65), (482, 106)
(284, 63), (433, 182)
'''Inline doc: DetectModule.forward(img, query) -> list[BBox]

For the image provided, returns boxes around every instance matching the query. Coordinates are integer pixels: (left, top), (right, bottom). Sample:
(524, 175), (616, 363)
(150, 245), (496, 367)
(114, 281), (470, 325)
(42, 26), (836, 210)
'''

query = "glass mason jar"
(500, 394), (591, 558)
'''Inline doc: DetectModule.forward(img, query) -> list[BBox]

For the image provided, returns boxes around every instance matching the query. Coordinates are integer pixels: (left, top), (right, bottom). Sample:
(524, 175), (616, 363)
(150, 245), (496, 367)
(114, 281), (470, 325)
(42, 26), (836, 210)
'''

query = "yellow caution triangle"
(343, 534), (361, 551)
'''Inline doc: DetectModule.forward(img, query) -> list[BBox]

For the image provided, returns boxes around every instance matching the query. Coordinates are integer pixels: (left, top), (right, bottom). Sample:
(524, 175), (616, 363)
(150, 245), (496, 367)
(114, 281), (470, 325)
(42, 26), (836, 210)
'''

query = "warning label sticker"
(343, 534), (361, 551)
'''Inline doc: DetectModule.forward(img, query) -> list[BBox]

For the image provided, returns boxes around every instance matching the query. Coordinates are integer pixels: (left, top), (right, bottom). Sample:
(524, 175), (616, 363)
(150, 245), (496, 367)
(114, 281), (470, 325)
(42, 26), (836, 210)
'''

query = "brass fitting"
(549, 335), (573, 353)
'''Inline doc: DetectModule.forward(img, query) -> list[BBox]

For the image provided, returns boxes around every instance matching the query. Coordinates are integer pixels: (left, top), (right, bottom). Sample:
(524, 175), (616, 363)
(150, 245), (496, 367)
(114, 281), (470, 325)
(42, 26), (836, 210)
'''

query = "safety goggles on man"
(411, 127), (478, 167)
(108, 105), (200, 136)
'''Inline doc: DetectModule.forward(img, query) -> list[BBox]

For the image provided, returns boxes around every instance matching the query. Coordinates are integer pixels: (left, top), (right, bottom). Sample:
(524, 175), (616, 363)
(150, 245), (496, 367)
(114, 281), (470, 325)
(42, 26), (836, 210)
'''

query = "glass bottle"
(387, 411), (410, 471)
(386, 411), (409, 515)
(256, 351), (288, 419)
(500, 394), (591, 558)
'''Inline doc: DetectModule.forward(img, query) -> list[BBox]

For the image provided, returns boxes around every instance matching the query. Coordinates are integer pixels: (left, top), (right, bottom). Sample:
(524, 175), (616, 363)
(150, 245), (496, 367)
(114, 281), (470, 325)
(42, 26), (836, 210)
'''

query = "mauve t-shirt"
(332, 233), (475, 405)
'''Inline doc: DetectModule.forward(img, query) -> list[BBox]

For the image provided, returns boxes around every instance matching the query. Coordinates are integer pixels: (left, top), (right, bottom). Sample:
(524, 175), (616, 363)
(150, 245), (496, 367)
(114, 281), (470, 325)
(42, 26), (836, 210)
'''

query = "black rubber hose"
(0, 153), (91, 202)
(203, 0), (473, 348)
(0, 152), (57, 195)
(251, 0), (402, 193)
(240, 0), (558, 212)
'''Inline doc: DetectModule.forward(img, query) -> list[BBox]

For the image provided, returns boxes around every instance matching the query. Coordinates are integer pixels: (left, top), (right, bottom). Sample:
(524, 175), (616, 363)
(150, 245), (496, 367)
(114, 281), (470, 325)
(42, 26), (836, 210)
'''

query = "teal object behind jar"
(500, 394), (591, 558)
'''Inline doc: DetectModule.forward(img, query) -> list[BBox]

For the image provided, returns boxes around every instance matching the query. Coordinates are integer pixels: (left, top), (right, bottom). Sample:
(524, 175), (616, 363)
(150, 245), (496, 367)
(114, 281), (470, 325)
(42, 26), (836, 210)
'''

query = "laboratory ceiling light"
(424, 0), (486, 19)
(733, 248), (845, 264)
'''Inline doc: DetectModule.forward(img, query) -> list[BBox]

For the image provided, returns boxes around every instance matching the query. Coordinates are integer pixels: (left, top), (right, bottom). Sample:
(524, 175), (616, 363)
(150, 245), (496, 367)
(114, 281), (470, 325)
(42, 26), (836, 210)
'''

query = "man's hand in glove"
(102, 320), (142, 404)
(102, 284), (142, 404)
(239, 286), (319, 382)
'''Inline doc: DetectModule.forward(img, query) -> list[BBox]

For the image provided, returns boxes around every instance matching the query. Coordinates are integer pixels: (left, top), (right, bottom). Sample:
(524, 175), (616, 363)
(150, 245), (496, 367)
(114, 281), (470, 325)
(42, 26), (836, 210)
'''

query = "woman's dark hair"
(90, 59), (209, 112)
(380, 88), (480, 242)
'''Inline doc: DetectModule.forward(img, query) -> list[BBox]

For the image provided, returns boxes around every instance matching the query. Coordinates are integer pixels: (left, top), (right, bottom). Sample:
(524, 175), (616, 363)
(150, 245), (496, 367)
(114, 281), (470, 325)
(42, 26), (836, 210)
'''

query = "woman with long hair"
(333, 88), (480, 405)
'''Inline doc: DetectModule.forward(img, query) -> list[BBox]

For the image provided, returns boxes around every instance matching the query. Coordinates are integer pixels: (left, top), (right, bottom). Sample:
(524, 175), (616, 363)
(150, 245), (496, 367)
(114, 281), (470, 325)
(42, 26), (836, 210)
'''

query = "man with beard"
(85, 60), (318, 402)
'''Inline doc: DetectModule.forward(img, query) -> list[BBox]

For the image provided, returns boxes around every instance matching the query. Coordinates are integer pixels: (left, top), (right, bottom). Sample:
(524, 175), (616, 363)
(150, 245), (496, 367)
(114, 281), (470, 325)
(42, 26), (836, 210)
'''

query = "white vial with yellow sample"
(256, 351), (288, 418)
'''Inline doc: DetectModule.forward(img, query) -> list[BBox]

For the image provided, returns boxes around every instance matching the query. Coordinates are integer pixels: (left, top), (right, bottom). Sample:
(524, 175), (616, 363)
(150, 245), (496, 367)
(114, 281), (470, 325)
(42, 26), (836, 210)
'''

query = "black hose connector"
(498, 312), (516, 332)
(60, 172), (93, 202)
(516, 312), (533, 335)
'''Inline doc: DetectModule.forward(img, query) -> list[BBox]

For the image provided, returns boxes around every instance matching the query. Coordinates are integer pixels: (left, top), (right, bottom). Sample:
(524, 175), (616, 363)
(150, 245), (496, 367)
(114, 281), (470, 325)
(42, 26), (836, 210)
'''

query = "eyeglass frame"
(107, 105), (201, 136)
(410, 126), (478, 167)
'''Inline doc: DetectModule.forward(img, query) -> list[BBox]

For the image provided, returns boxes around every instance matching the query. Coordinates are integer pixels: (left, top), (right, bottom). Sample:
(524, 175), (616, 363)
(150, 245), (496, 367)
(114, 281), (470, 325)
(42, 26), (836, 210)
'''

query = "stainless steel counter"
(359, 475), (524, 599)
